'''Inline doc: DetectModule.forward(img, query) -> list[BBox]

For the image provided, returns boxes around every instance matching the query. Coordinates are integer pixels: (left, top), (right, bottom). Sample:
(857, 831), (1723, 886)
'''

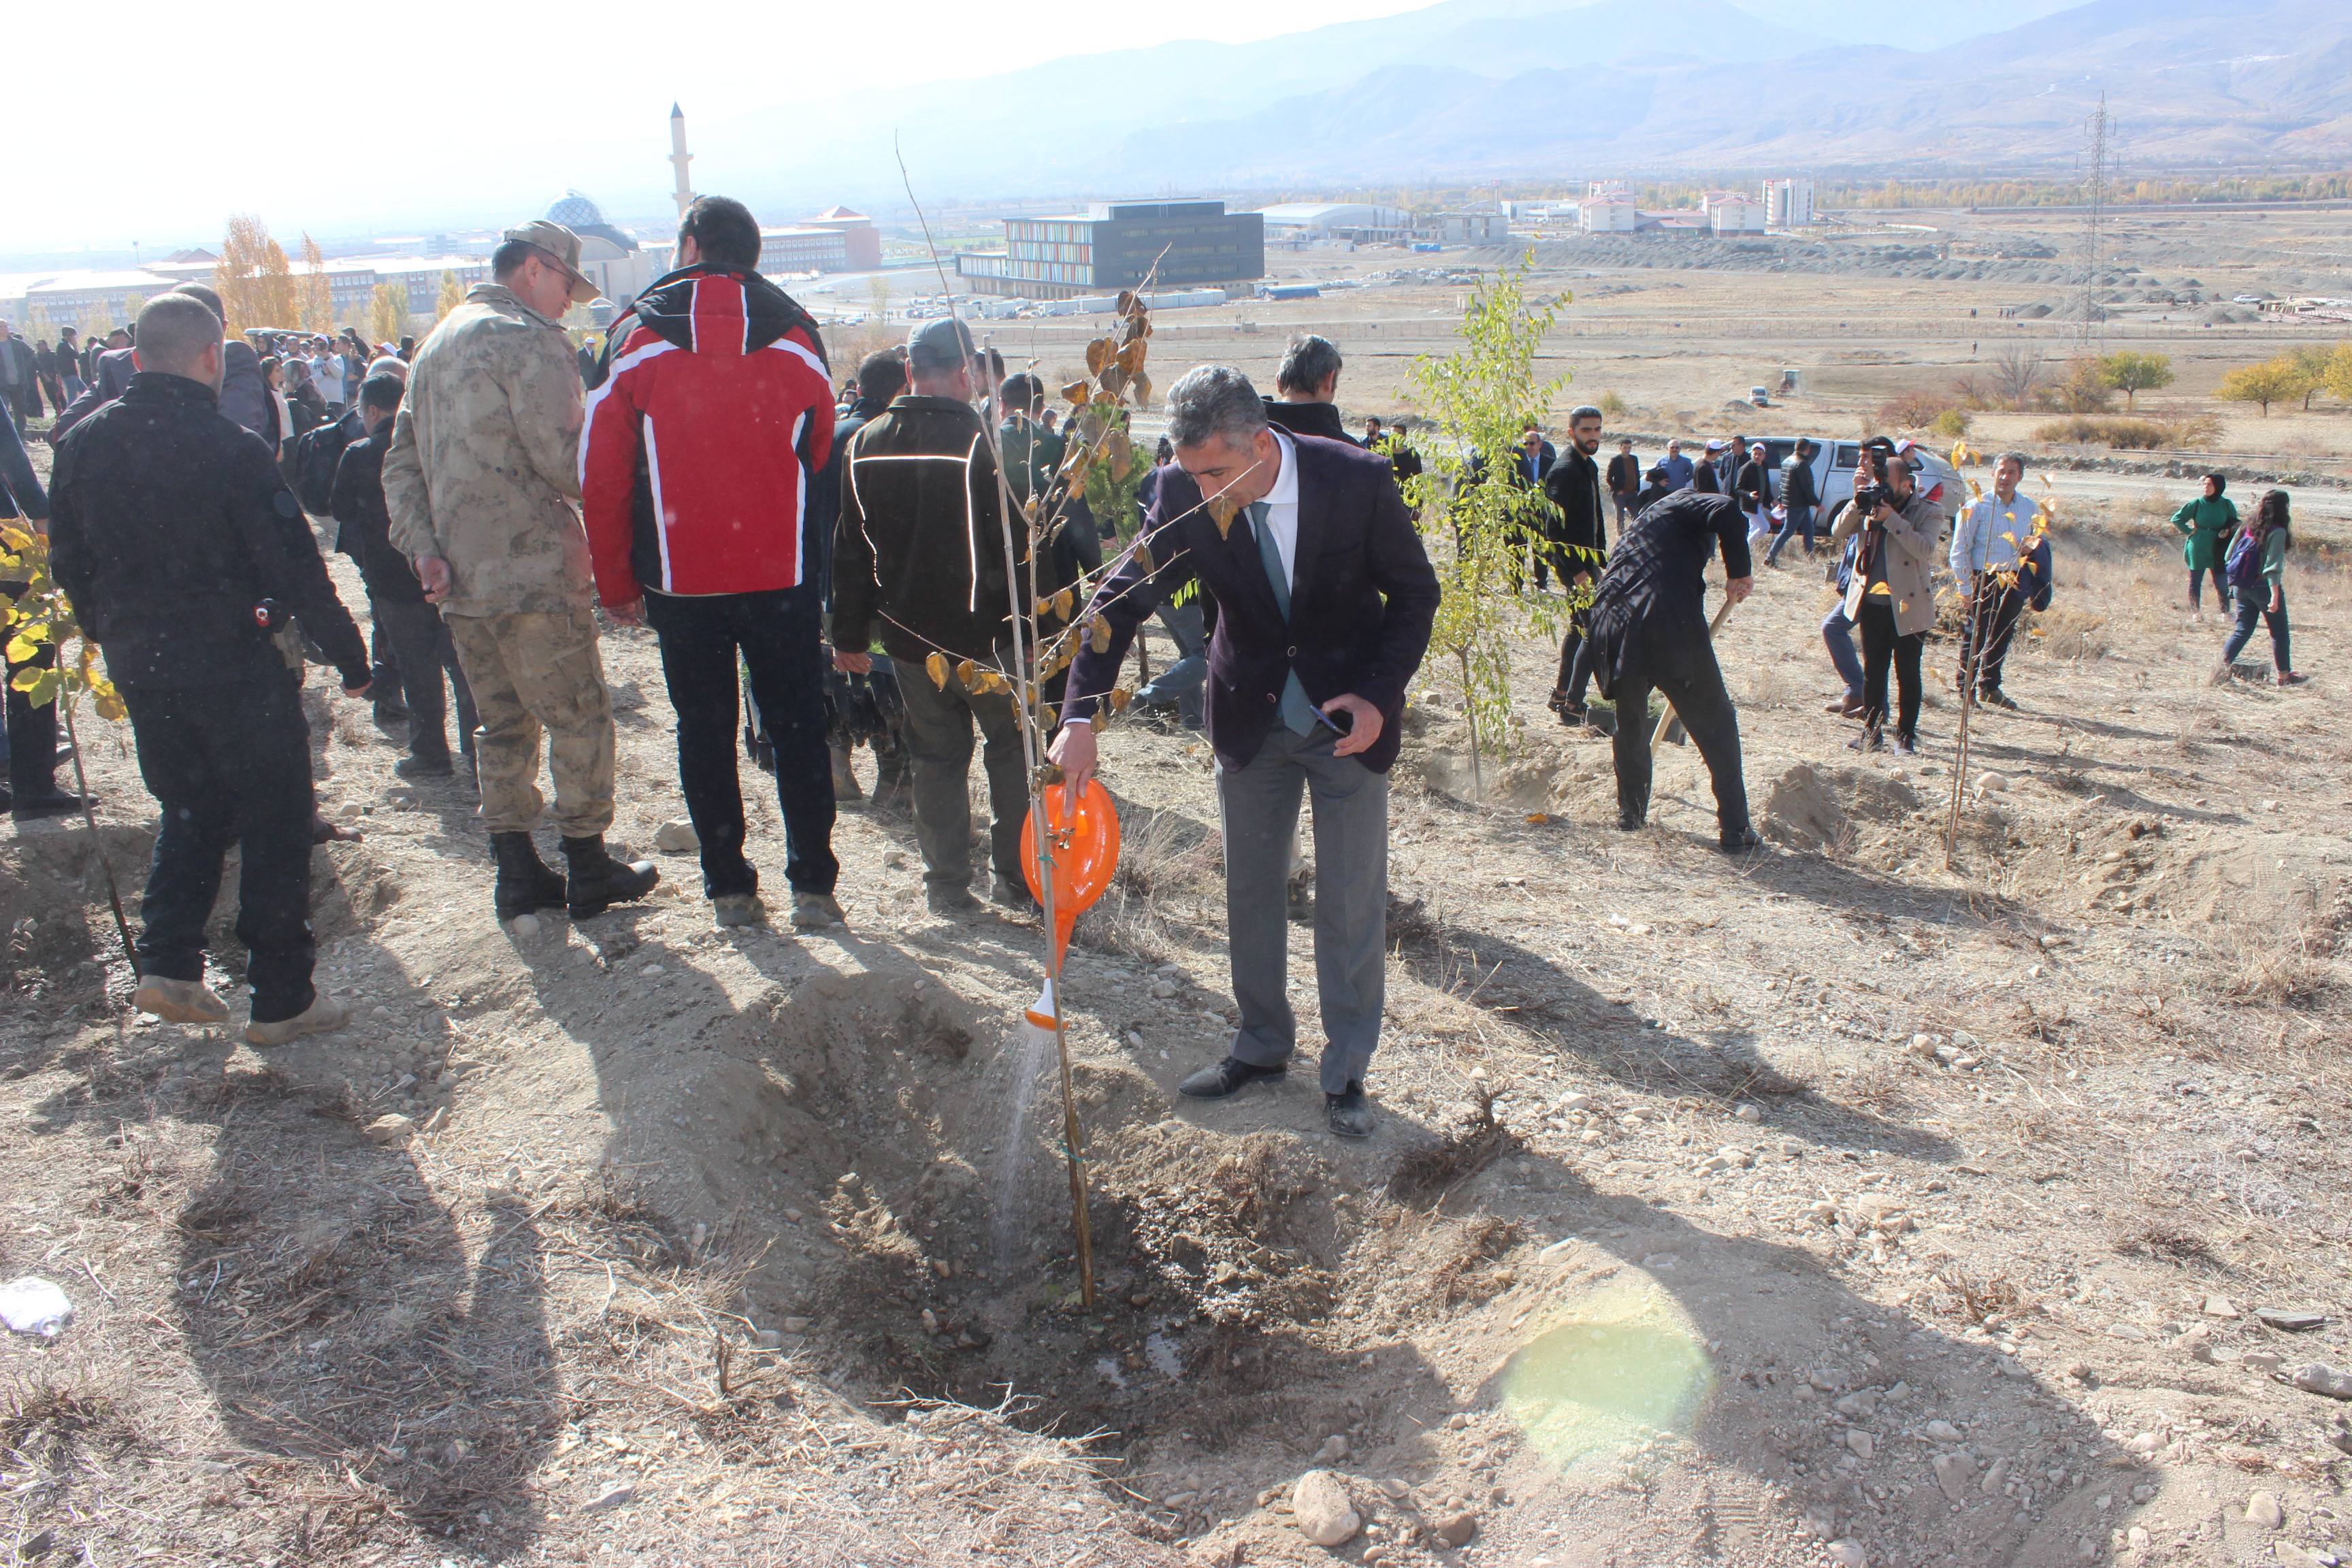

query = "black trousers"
(644, 586), (837, 899)
(4, 628), (58, 799)
(1859, 600), (1923, 738)
(372, 598), (476, 764)
(1960, 581), (2025, 696)
(1608, 653), (1749, 835)
(1552, 602), (1592, 706)
(369, 617), (402, 698)
(123, 668), (319, 1023)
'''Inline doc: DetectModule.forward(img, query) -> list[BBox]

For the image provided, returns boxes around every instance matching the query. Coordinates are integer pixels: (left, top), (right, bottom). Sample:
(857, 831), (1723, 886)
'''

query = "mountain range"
(687, 0), (2351, 218)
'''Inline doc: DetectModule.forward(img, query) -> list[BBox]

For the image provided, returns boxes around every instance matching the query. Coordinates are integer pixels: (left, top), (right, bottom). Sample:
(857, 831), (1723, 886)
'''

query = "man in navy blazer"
(1054, 366), (1438, 1138)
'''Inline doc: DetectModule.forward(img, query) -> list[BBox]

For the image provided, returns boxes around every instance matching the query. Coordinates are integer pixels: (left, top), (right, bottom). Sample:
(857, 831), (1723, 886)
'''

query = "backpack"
(293, 411), (360, 516)
(2223, 527), (2266, 595)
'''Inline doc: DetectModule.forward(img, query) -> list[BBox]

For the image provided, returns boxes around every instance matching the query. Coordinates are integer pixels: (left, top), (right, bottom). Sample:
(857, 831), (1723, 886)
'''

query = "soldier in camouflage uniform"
(382, 219), (657, 921)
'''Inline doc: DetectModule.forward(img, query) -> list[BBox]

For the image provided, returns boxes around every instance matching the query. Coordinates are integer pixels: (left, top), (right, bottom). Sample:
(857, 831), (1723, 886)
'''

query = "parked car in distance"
(1767, 436), (1967, 529)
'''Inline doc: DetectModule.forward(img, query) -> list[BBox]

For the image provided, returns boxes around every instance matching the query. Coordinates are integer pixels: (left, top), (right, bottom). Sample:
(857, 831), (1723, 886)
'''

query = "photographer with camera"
(1831, 436), (1939, 755)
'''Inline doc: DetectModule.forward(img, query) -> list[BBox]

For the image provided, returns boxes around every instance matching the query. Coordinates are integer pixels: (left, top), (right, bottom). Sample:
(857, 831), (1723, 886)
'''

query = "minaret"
(669, 104), (695, 219)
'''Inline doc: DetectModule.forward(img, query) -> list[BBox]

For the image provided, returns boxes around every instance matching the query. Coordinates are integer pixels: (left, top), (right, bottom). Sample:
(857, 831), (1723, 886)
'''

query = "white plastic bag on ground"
(0, 1275), (76, 1338)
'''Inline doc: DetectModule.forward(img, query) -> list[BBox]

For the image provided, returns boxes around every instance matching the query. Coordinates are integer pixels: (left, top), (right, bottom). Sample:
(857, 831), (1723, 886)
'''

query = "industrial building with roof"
(1255, 203), (1413, 245)
(956, 200), (1264, 299)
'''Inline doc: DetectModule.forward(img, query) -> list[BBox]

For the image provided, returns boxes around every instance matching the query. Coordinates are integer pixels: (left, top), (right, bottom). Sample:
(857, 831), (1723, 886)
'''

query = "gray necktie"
(1249, 501), (1319, 738)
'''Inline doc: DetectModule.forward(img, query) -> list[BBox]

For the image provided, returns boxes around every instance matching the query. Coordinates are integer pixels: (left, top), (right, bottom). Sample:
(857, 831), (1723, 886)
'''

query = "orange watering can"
(1019, 779), (1121, 1028)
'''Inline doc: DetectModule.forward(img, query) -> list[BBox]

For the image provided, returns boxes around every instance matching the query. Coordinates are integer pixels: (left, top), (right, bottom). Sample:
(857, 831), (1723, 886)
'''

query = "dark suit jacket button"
(1266, 693), (1277, 704)
(1286, 645), (1298, 658)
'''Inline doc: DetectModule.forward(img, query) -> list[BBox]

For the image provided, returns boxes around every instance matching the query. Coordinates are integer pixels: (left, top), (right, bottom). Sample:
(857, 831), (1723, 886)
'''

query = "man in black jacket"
(1541, 405), (1609, 721)
(1605, 437), (1642, 529)
(331, 374), (476, 780)
(809, 348), (909, 804)
(1584, 490), (1758, 851)
(48, 294), (374, 1046)
(1263, 334), (1356, 446)
(832, 318), (1038, 916)
(1766, 438), (1820, 566)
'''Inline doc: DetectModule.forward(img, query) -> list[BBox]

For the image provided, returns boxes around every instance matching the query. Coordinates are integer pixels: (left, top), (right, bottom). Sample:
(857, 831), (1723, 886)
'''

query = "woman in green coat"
(2170, 472), (2238, 621)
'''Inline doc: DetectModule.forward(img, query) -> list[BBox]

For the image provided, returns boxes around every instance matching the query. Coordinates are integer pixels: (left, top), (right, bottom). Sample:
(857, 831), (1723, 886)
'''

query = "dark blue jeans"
(1767, 504), (1816, 566)
(1138, 599), (1207, 725)
(124, 667), (319, 1023)
(2221, 589), (2289, 673)
(644, 585), (837, 898)
(1822, 602), (1863, 704)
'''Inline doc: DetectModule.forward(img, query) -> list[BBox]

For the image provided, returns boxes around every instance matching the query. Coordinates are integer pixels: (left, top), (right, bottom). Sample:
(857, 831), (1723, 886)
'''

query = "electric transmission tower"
(2078, 93), (2110, 344)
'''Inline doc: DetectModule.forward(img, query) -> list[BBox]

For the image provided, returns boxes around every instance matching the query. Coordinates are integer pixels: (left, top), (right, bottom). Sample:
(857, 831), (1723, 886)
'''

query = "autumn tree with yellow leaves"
(216, 214), (300, 333)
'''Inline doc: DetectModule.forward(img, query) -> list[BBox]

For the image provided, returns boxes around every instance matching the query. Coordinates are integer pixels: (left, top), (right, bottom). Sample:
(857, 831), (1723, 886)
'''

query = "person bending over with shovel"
(1584, 489), (1758, 851)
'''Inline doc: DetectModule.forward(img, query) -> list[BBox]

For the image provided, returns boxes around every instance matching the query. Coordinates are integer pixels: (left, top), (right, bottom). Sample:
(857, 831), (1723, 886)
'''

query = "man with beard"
(1541, 404), (1608, 723)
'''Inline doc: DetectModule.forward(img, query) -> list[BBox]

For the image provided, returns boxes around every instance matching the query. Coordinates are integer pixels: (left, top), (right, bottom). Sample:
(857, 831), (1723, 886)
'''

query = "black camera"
(1852, 483), (1891, 515)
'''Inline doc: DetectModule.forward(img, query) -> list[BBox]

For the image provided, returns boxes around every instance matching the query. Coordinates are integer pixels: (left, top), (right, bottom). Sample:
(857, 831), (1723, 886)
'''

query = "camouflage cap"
(502, 219), (601, 306)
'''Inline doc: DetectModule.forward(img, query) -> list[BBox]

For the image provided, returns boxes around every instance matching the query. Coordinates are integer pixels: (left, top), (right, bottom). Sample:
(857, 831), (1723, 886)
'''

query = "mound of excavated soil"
(1759, 764), (1921, 851)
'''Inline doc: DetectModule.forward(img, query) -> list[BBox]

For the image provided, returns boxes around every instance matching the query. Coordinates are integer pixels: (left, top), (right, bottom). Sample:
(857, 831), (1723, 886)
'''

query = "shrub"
(2029, 414), (2225, 450)
(1931, 406), (1970, 438)
(1878, 389), (1950, 427)
(2032, 415), (2168, 448)
(2043, 357), (2114, 414)
(1597, 389), (1629, 419)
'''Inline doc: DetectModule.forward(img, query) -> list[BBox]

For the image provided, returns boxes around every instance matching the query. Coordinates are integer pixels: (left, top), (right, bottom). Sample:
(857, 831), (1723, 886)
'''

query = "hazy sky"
(13, 0), (1443, 252)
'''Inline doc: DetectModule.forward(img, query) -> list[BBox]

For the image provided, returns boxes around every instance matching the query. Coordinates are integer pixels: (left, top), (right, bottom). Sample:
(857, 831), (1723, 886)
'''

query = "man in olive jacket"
(383, 219), (656, 921)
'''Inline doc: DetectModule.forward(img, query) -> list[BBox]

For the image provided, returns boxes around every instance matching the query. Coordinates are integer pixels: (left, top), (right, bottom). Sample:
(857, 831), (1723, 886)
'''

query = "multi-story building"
(1703, 193), (1767, 235)
(757, 208), (883, 275)
(1578, 197), (1639, 233)
(957, 200), (1264, 300)
(1420, 211), (1509, 244)
(1763, 178), (1816, 227)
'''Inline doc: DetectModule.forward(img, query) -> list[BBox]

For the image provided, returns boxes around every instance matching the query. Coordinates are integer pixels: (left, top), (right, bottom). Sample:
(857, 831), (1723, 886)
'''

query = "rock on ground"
(1290, 1470), (1360, 1548)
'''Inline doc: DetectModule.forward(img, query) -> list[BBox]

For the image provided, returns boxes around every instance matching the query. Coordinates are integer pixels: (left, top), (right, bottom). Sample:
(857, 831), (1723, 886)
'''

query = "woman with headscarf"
(2170, 472), (2237, 623)
(2214, 489), (2304, 687)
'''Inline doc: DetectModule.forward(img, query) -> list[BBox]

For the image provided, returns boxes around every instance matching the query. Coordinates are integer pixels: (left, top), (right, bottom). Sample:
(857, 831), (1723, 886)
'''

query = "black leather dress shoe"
(11, 789), (91, 820)
(1326, 1081), (1375, 1138)
(1177, 1056), (1287, 1099)
(1719, 826), (1762, 853)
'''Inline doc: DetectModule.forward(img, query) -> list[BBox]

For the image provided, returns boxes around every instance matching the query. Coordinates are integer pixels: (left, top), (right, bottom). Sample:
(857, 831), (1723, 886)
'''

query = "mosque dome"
(544, 190), (607, 229)
(542, 190), (639, 258)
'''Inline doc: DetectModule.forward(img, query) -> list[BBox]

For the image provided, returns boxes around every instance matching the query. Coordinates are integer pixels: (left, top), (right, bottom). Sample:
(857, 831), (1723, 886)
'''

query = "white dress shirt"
(1953, 490), (2030, 577)
(1258, 428), (1300, 591)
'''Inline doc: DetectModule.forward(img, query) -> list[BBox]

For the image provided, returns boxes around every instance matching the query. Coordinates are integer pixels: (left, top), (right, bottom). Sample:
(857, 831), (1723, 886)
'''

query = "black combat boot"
(561, 834), (660, 919)
(491, 831), (568, 921)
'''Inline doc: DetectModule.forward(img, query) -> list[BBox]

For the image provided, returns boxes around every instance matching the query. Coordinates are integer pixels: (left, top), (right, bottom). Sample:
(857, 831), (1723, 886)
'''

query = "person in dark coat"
(807, 348), (911, 802)
(331, 374), (478, 779)
(1583, 490), (1758, 851)
(1051, 365), (1439, 1139)
(1734, 441), (1775, 542)
(46, 293), (374, 1045)
(1713, 435), (1746, 495)
(0, 413), (86, 818)
(1262, 333), (1356, 446)
(1630, 463), (1672, 519)
(1540, 405), (1608, 721)
(1767, 439), (1820, 566)
(1605, 437), (1642, 528)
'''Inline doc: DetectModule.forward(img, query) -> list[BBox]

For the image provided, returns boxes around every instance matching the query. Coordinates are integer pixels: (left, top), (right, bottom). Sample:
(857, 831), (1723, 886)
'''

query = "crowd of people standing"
(0, 244), (2321, 1137)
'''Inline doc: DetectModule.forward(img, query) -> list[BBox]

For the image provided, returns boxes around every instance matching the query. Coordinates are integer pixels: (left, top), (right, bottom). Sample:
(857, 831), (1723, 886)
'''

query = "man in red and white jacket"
(581, 195), (842, 930)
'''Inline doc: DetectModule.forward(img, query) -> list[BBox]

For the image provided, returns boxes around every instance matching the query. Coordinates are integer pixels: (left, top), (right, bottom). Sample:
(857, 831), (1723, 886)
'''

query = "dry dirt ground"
(7, 230), (2352, 1567)
(828, 204), (2352, 522)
